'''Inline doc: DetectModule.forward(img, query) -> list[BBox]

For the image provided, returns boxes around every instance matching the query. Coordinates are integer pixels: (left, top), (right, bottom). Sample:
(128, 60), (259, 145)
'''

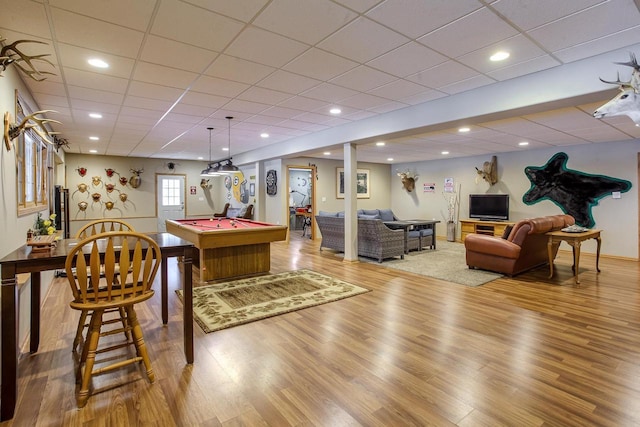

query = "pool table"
(166, 217), (287, 282)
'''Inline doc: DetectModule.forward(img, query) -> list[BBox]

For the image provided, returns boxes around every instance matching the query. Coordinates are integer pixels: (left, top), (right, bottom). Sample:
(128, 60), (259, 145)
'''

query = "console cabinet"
(460, 219), (515, 241)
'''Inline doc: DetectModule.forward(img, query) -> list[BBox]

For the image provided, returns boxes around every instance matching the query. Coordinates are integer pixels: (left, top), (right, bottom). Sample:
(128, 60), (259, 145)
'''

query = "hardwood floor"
(4, 235), (640, 426)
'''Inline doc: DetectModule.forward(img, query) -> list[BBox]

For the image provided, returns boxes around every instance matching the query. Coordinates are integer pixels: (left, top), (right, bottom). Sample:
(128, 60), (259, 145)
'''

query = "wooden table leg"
(30, 272), (41, 353)
(161, 255), (168, 325)
(183, 247), (194, 364)
(547, 237), (555, 279)
(1, 264), (18, 421)
(573, 240), (582, 284)
(595, 235), (602, 273)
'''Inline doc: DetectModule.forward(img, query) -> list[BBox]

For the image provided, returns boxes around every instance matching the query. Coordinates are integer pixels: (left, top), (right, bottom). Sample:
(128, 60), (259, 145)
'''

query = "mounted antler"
(3, 110), (62, 150)
(599, 72), (636, 93)
(0, 36), (56, 81)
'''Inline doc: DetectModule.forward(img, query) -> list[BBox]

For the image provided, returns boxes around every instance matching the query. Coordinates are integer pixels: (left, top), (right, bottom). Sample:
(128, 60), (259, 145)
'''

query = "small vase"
(446, 221), (456, 242)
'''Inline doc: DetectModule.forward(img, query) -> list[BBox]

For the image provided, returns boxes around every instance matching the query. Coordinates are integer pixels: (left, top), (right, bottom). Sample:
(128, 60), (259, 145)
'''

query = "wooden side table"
(546, 229), (601, 284)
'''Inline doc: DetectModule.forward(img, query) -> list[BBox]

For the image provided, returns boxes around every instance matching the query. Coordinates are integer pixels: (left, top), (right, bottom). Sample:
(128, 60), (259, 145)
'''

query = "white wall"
(392, 140), (639, 258)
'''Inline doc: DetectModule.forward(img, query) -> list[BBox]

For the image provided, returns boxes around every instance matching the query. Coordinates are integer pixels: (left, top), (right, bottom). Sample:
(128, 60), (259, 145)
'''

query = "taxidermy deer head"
(396, 170), (418, 192)
(200, 178), (211, 189)
(476, 155), (498, 185)
(594, 53), (640, 124)
(3, 110), (61, 150)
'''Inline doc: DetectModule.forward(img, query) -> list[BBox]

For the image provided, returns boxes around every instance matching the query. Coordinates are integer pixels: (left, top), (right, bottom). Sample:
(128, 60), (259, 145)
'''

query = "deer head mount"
(475, 155), (498, 186)
(129, 168), (144, 189)
(396, 170), (419, 192)
(0, 36), (56, 81)
(3, 110), (62, 150)
(200, 178), (211, 189)
(594, 53), (640, 124)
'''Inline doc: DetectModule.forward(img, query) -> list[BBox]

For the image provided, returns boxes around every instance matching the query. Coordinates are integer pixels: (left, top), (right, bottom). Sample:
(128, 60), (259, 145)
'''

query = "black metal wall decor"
(523, 152), (632, 228)
(266, 169), (277, 195)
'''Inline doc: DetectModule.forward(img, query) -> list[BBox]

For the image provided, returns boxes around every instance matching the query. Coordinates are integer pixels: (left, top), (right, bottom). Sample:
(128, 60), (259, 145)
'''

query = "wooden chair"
(75, 218), (135, 239)
(65, 231), (161, 407)
(213, 203), (230, 217)
(72, 219), (135, 353)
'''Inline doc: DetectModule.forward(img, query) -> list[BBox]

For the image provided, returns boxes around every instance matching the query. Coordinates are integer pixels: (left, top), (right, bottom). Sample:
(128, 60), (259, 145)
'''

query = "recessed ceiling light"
(197, 156), (204, 160)
(518, 141), (529, 146)
(323, 152), (331, 156)
(222, 147), (229, 151)
(329, 108), (341, 115)
(89, 113), (102, 119)
(89, 149), (98, 153)
(260, 133), (269, 138)
(458, 127), (470, 133)
(88, 58), (109, 68)
(387, 157), (394, 161)
(89, 136), (99, 141)
(376, 141), (385, 146)
(490, 51), (510, 62)
(441, 151), (450, 155)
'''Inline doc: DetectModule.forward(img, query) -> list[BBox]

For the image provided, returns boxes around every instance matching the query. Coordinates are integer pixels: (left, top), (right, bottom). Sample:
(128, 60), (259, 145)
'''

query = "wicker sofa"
(464, 214), (575, 275)
(315, 211), (410, 262)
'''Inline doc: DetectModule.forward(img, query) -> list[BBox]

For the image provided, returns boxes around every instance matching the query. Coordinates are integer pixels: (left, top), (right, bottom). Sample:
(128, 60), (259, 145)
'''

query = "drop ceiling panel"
(205, 55), (275, 85)
(253, 0), (357, 45)
(256, 70), (322, 94)
(225, 26), (309, 68)
(140, 35), (218, 74)
(318, 17), (409, 63)
(150, 1), (243, 51)
(283, 48), (359, 81)
(366, 42), (448, 78)
(49, 0), (156, 31)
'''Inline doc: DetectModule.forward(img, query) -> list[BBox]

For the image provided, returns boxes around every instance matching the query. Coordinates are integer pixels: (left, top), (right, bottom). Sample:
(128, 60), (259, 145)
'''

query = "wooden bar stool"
(65, 231), (161, 407)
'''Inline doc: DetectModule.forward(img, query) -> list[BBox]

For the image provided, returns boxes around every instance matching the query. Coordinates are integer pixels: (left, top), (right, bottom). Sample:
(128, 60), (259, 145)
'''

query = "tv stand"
(460, 219), (515, 241)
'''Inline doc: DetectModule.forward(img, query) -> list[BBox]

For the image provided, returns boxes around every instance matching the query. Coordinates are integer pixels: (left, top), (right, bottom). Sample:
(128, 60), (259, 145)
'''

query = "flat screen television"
(469, 194), (509, 221)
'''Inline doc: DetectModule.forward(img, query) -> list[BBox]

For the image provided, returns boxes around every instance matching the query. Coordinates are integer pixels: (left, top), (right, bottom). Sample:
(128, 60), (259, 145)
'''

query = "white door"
(157, 175), (185, 232)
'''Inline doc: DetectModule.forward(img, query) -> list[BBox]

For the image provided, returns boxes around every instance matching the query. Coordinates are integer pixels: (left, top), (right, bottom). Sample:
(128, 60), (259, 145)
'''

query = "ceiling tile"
(318, 17), (408, 63)
(528, 0), (640, 52)
(253, 0), (357, 45)
(236, 86), (292, 105)
(140, 35), (219, 74)
(491, 0), (604, 31)
(339, 92), (390, 109)
(180, 91), (232, 109)
(150, 1), (244, 51)
(487, 55), (559, 81)
(0, 0), (51, 39)
(64, 68), (129, 93)
(127, 82), (184, 102)
(418, 7), (518, 58)
(333, 0), (384, 13)
(51, 8), (144, 57)
(49, 0), (156, 31)
(329, 65), (397, 92)
(367, 42), (448, 78)
(301, 82), (359, 102)
(257, 70), (322, 94)
(181, 0), (269, 22)
(57, 43), (134, 79)
(132, 62), (198, 89)
(278, 96), (329, 112)
(367, 0), (481, 39)
(283, 48), (359, 81)
(205, 55), (275, 85)
(189, 75), (250, 98)
(368, 79), (429, 100)
(553, 26), (640, 63)
(408, 61), (480, 89)
(225, 26), (309, 68)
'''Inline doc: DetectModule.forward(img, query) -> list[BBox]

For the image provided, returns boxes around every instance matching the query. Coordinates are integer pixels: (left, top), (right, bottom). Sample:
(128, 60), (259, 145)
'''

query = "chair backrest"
(75, 219), (135, 239)
(65, 231), (161, 306)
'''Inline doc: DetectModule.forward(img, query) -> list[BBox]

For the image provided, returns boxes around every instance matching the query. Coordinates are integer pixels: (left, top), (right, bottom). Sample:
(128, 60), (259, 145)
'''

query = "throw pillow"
(378, 209), (396, 221)
(358, 214), (380, 220)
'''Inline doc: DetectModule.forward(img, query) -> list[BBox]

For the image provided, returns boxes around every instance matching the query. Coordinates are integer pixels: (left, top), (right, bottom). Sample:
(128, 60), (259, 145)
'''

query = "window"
(16, 92), (51, 216)
(162, 178), (182, 206)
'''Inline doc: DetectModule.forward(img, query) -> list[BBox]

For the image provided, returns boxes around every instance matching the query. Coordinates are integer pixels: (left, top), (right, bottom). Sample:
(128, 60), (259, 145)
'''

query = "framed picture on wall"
(336, 168), (370, 199)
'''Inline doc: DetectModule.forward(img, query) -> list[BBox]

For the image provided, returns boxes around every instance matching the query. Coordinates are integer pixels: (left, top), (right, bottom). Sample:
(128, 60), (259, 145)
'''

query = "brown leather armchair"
(464, 214), (575, 276)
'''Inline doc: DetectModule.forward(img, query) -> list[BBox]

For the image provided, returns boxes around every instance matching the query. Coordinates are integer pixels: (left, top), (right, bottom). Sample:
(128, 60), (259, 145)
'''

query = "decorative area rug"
(177, 270), (370, 333)
(364, 240), (503, 287)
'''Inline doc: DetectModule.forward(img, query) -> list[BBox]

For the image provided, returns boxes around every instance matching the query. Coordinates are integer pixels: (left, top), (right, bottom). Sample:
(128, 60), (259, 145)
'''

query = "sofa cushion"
(318, 210), (338, 217)
(362, 209), (380, 216)
(378, 209), (395, 221)
(501, 224), (514, 239)
(420, 228), (434, 236)
(358, 214), (381, 220)
(337, 211), (345, 217)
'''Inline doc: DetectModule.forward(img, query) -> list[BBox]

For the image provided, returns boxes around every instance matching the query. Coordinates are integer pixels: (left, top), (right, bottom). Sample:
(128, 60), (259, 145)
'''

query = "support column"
(255, 161), (266, 222)
(343, 143), (358, 262)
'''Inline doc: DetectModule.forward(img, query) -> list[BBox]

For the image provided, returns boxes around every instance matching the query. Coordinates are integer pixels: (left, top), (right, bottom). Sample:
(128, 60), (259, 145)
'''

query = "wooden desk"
(546, 229), (601, 284)
(0, 233), (194, 421)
